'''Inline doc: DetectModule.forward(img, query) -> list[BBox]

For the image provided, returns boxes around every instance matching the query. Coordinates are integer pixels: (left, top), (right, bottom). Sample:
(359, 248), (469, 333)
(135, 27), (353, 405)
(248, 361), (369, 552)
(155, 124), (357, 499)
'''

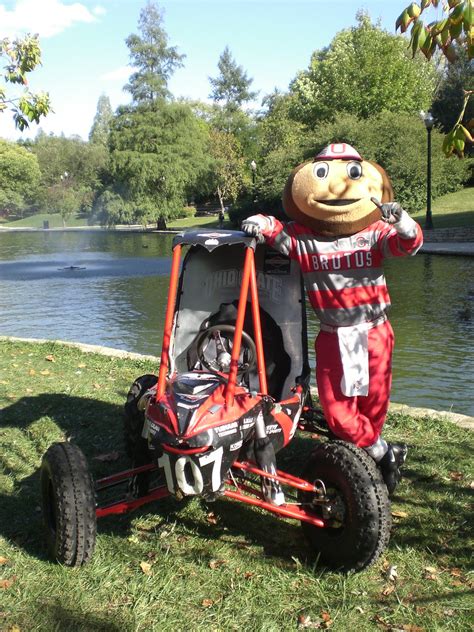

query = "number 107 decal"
(158, 447), (224, 495)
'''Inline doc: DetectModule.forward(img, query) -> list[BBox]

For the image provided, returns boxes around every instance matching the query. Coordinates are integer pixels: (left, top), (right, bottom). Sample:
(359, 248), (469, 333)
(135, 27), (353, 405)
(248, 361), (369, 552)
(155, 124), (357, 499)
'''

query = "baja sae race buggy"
(40, 230), (391, 572)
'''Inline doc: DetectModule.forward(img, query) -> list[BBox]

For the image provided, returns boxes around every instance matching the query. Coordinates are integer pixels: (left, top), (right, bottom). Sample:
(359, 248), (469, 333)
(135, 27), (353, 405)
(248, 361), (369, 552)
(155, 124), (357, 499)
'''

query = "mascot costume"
(242, 143), (423, 495)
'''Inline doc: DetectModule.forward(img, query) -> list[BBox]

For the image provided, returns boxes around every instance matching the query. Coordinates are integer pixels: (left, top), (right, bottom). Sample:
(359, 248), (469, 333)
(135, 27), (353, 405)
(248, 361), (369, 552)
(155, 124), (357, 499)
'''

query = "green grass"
(0, 212), (95, 229)
(167, 214), (223, 229)
(2, 187), (473, 231)
(412, 187), (473, 229)
(0, 212), (226, 230)
(0, 340), (472, 632)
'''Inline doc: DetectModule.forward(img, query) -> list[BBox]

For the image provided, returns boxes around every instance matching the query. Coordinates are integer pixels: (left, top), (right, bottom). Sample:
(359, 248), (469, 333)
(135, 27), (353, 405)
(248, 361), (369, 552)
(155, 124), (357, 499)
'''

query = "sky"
(0, 0), (407, 141)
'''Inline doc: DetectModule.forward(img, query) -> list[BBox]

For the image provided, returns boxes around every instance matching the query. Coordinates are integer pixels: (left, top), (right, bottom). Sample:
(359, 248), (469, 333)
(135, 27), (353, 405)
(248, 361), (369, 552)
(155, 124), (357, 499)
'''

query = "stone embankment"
(423, 226), (474, 243)
(2, 336), (473, 431)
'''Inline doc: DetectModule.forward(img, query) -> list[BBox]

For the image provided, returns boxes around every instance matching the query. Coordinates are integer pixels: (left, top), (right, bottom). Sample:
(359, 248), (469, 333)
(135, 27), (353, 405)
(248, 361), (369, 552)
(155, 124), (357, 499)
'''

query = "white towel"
(338, 324), (370, 397)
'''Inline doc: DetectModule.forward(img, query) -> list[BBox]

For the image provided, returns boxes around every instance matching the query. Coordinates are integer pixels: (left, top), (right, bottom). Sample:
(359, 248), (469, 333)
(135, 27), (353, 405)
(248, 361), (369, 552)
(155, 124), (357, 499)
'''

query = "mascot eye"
(313, 162), (329, 179)
(347, 162), (362, 180)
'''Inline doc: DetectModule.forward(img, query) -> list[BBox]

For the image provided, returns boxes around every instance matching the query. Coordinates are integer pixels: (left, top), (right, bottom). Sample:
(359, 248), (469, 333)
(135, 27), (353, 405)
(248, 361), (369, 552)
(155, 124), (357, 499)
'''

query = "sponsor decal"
(205, 239), (219, 246)
(265, 423), (282, 435)
(230, 440), (243, 451)
(197, 232), (232, 238)
(216, 421), (239, 437)
(264, 250), (291, 275)
(203, 268), (282, 301)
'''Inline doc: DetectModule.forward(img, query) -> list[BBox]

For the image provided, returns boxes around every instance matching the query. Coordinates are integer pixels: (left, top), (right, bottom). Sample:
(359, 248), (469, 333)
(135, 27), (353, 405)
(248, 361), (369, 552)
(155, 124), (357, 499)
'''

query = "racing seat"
(171, 241), (310, 401)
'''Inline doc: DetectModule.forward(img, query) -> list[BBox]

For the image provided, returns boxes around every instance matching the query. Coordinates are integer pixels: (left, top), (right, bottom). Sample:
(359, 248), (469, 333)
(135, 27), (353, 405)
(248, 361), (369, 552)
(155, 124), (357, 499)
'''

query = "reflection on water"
(0, 231), (473, 416)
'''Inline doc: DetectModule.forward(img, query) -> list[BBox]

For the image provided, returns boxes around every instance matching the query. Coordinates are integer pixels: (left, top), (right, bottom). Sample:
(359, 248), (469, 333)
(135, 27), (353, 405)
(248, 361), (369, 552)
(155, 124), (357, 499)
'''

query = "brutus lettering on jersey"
(311, 250), (373, 272)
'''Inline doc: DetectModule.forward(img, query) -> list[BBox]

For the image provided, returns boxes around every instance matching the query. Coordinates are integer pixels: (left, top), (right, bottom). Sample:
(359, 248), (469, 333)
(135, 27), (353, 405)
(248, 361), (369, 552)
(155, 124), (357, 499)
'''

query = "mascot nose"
(330, 176), (350, 196)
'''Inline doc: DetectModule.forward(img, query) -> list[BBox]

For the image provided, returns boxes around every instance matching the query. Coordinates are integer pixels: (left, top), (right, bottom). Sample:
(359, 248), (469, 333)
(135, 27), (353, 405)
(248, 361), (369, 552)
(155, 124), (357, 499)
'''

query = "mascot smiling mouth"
(316, 199), (360, 206)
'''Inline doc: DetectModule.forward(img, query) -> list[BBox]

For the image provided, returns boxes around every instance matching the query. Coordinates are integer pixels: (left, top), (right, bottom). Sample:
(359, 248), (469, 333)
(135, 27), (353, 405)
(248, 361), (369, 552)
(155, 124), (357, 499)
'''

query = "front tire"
(124, 374), (157, 496)
(40, 442), (96, 566)
(298, 440), (391, 572)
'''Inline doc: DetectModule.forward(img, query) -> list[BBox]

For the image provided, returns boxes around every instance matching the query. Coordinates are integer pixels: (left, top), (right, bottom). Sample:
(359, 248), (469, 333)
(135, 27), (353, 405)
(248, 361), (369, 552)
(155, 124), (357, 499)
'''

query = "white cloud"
(0, 0), (100, 38)
(100, 65), (134, 82)
(92, 5), (106, 17)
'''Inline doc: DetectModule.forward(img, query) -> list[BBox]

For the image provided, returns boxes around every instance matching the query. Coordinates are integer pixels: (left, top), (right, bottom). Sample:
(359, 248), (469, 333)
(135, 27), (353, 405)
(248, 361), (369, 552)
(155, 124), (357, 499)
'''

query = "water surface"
(0, 231), (473, 416)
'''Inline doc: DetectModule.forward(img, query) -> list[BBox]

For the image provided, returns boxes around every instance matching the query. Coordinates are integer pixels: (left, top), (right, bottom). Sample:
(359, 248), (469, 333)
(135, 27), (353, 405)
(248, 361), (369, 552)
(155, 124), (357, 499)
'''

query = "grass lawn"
(0, 213), (224, 231)
(0, 340), (472, 632)
(0, 213), (92, 229)
(1, 187), (472, 232)
(412, 187), (473, 229)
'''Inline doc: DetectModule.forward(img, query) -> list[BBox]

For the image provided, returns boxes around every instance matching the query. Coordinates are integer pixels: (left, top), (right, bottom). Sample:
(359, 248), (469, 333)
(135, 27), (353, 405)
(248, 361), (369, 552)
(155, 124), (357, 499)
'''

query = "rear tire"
(40, 442), (96, 566)
(298, 440), (391, 572)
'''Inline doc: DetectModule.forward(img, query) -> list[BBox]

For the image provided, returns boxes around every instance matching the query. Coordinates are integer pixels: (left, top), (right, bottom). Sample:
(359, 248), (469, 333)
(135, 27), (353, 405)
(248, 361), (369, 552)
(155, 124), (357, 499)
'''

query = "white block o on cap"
(315, 143), (362, 161)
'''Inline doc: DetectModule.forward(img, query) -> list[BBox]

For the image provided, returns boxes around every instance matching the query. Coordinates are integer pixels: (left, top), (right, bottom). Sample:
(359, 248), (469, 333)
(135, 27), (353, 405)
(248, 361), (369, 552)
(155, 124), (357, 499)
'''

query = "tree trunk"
(156, 216), (167, 230)
(217, 186), (225, 212)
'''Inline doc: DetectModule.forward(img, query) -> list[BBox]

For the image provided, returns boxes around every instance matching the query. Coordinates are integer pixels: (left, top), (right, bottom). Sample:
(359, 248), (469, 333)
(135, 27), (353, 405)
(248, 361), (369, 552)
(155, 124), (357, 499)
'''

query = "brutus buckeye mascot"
(242, 143), (423, 494)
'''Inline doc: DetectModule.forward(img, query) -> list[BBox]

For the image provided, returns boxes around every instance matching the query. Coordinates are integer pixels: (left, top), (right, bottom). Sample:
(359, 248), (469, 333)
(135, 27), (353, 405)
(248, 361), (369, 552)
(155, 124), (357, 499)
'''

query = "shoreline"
(1, 225), (473, 255)
(2, 335), (473, 430)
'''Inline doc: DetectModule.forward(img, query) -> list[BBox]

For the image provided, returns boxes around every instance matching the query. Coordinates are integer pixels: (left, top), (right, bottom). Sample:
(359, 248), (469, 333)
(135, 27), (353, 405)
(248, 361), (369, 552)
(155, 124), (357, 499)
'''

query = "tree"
(0, 34), (50, 130)
(124, 1), (185, 103)
(0, 139), (41, 215)
(396, 0), (474, 157)
(89, 94), (113, 145)
(31, 134), (108, 217)
(106, 101), (211, 228)
(208, 129), (247, 212)
(209, 46), (258, 112)
(289, 11), (437, 125)
(431, 48), (474, 132)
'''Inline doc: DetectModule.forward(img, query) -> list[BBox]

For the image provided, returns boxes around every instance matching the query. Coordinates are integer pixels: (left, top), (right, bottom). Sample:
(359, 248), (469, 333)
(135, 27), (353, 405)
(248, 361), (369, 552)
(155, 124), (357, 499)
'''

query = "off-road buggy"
(40, 230), (391, 571)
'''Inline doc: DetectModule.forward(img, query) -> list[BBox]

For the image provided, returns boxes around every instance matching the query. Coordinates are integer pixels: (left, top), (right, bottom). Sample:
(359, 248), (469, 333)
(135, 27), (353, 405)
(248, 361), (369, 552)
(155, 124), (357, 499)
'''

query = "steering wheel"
(195, 324), (257, 376)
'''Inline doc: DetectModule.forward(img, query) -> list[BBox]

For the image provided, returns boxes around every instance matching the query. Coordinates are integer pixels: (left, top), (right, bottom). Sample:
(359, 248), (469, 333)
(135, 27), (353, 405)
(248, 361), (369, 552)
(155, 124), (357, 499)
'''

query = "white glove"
(371, 198), (417, 238)
(241, 215), (268, 243)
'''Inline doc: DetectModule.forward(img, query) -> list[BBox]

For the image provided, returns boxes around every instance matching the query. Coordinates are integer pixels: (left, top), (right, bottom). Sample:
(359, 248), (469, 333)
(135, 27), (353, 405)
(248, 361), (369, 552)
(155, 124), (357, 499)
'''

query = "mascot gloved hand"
(242, 143), (423, 494)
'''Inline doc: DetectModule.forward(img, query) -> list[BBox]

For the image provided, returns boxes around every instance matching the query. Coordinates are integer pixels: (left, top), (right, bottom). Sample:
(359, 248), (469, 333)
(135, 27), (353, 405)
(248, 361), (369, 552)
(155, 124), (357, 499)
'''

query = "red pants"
(315, 321), (394, 448)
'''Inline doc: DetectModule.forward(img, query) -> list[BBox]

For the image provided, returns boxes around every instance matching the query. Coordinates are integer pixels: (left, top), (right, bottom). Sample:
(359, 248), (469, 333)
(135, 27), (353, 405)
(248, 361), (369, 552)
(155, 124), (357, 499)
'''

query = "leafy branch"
(396, 0), (473, 156)
(0, 34), (51, 130)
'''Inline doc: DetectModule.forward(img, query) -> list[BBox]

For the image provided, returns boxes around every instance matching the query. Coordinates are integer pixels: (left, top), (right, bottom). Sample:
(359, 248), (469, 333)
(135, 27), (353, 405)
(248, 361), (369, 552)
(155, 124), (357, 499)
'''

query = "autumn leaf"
(320, 611), (333, 628)
(244, 571), (255, 580)
(92, 383), (101, 390)
(28, 369), (36, 376)
(297, 614), (320, 629)
(383, 564), (398, 582)
(139, 561), (152, 575)
(201, 598), (214, 608)
(392, 510), (409, 518)
(0, 557), (8, 566)
(0, 577), (16, 589)
(424, 566), (438, 574)
(206, 511), (218, 525)
(39, 369), (50, 376)
(208, 559), (226, 570)
(449, 567), (463, 578)
(77, 362), (86, 368)
(45, 354), (55, 362)
(382, 584), (395, 596)
(93, 451), (120, 462)
(449, 471), (463, 481)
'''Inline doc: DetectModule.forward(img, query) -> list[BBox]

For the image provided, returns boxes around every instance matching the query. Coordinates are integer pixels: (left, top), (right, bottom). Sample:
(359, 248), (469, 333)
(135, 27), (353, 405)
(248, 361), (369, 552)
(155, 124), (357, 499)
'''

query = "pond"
(0, 230), (473, 416)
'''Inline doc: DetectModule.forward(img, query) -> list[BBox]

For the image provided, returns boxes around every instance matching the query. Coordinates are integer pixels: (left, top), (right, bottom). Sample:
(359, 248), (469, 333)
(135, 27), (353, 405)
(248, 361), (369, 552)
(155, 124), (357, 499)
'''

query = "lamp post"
(250, 160), (257, 203)
(421, 111), (434, 230)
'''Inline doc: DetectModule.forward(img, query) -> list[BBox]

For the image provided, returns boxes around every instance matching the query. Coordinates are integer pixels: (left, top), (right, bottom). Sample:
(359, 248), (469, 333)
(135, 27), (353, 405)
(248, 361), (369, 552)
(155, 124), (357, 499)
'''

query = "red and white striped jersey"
(256, 215), (423, 327)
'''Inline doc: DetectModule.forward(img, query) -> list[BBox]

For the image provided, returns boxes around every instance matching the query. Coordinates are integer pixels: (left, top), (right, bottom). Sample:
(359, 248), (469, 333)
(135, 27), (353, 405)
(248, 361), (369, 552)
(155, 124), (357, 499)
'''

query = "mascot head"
(282, 143), (394, 237)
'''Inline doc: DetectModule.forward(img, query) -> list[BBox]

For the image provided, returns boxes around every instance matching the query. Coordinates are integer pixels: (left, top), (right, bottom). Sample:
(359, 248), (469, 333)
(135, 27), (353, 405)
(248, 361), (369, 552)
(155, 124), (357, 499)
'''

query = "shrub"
(175, 205), (196, 219)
